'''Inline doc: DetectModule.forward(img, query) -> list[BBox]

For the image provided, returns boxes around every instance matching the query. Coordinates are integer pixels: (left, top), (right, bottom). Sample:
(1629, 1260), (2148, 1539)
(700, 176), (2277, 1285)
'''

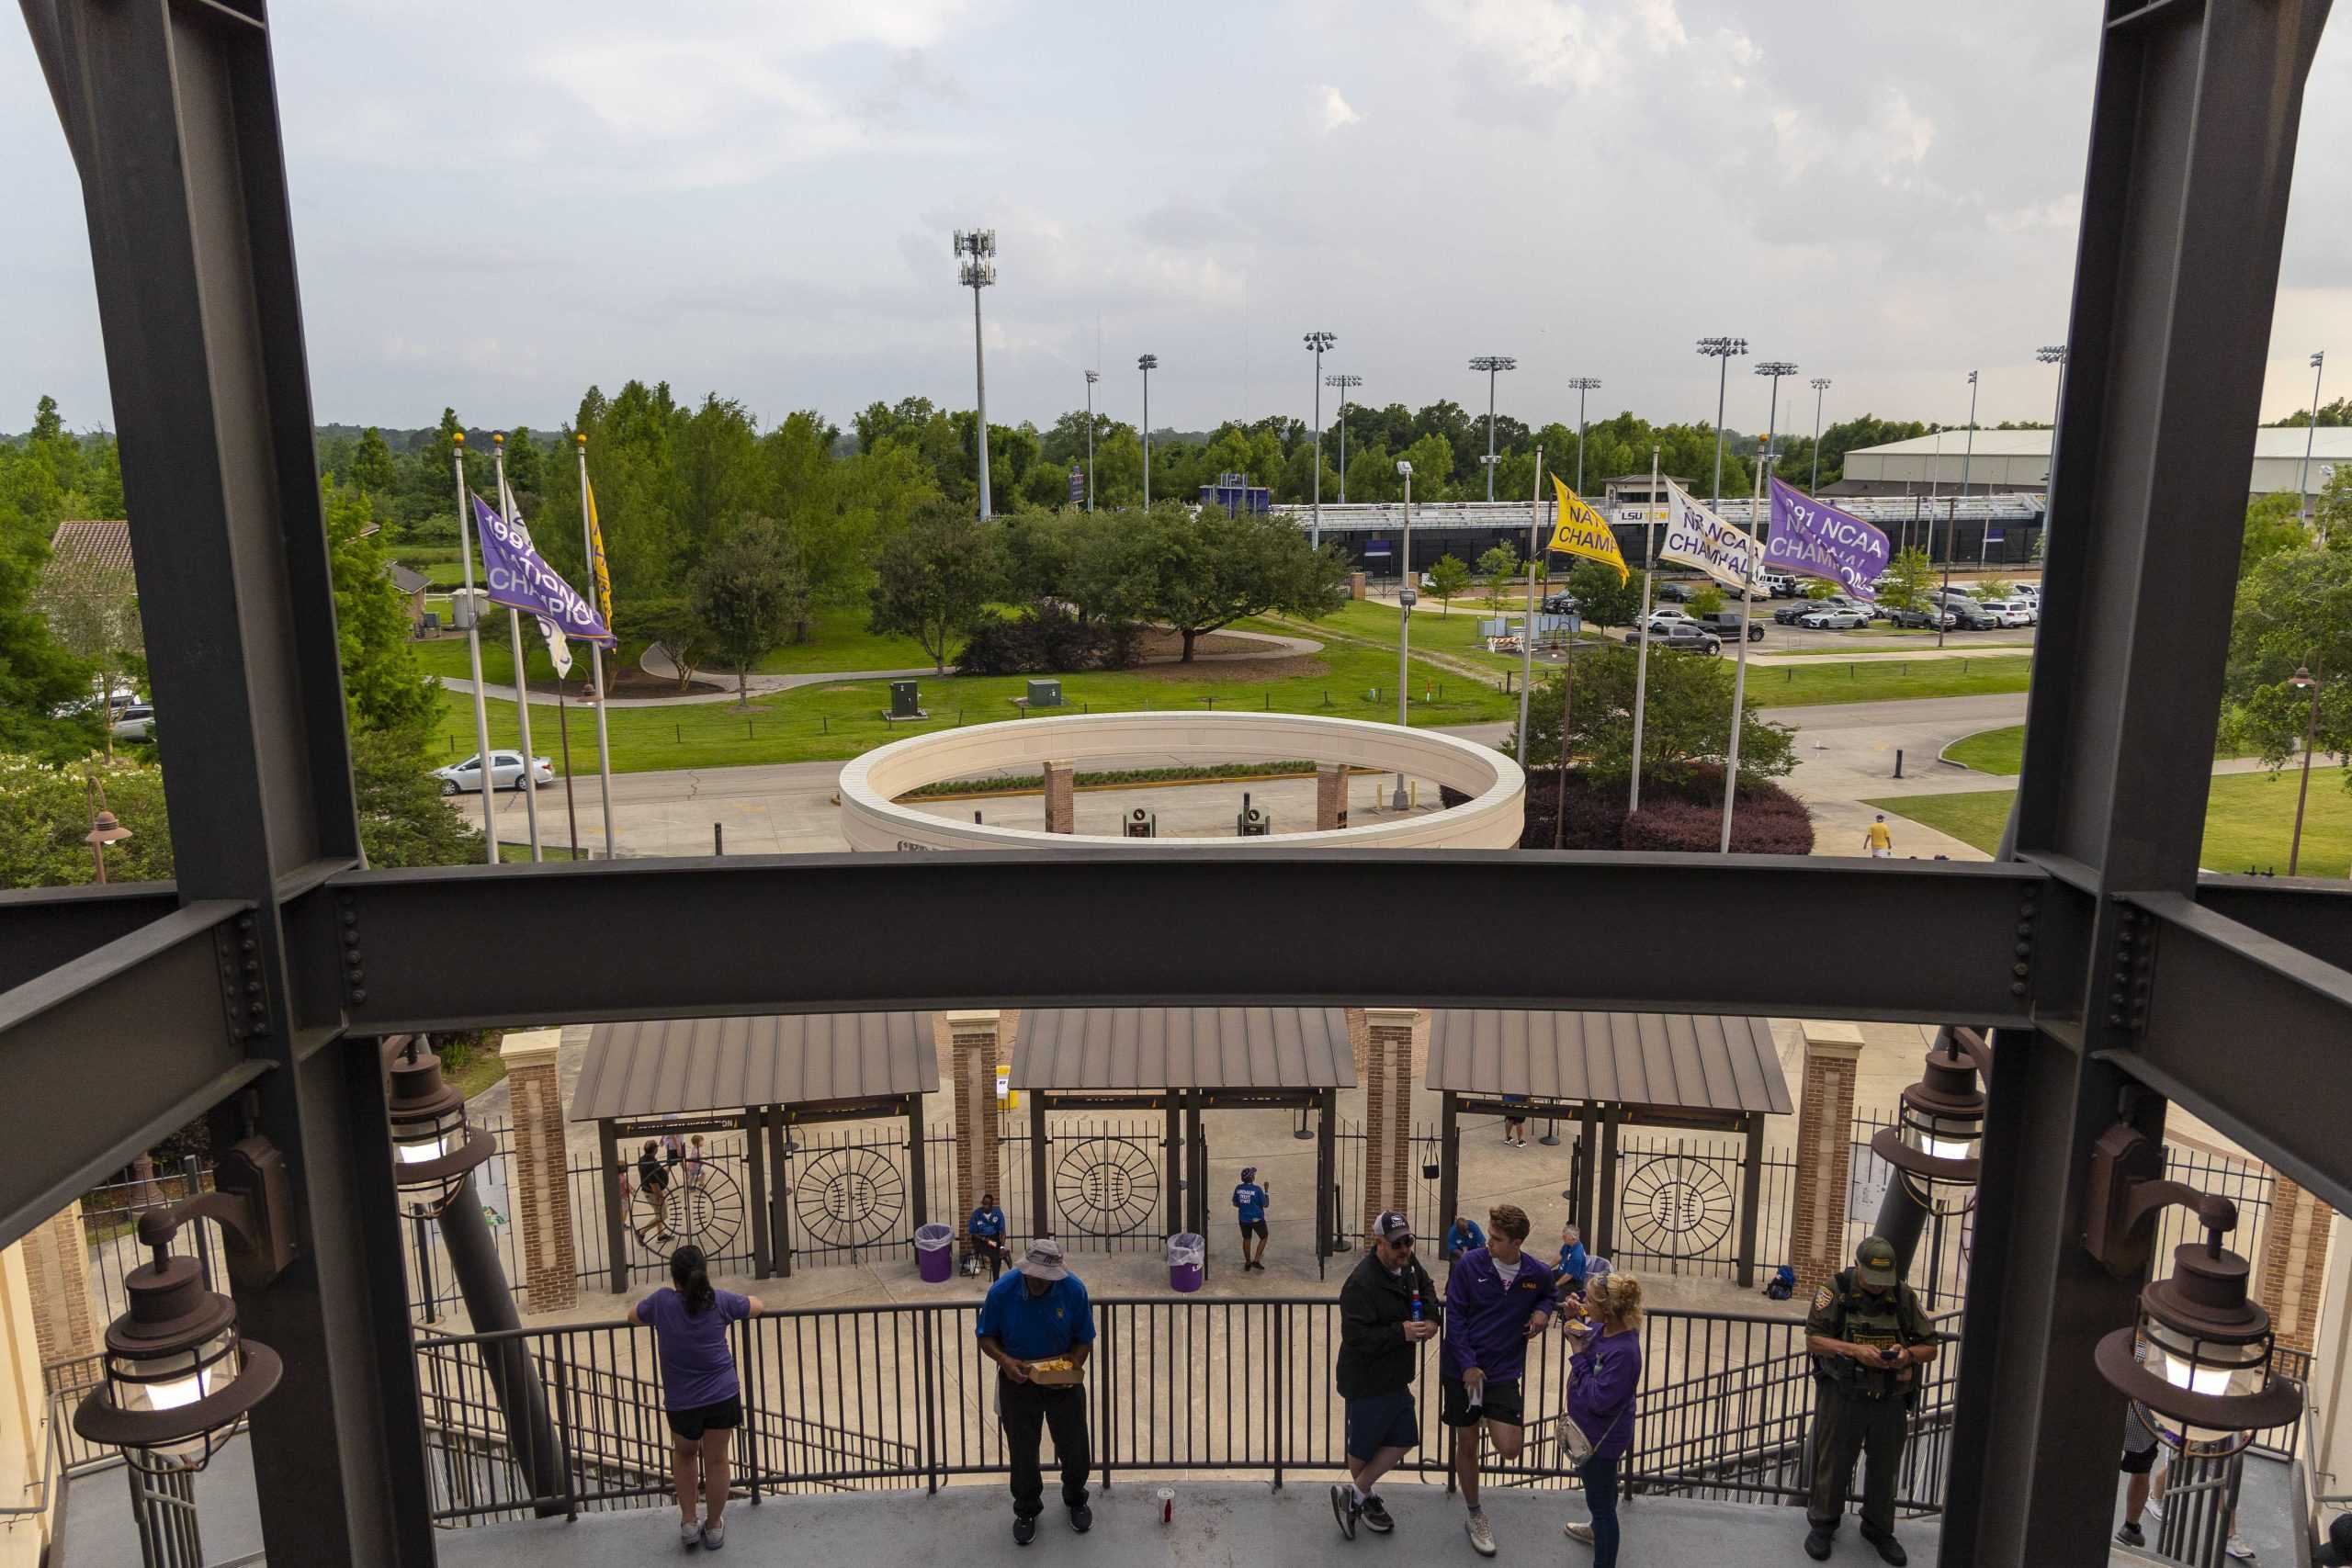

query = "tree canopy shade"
(2221, 542), (2352, 779)
(1132, 502), (1350, 660)
(868, 498), (1000, 672)
(691, 516), (810, 700)
(1511, 644), (1797, 788)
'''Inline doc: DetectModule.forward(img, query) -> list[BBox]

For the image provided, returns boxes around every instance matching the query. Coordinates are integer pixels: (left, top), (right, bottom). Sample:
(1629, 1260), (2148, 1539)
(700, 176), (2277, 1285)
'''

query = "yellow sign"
(1547, 475), (1629, 584)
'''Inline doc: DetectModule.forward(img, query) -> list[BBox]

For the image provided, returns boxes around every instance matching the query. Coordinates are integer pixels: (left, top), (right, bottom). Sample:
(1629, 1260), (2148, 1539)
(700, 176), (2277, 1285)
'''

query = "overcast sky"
(7, 0), (2352, 442)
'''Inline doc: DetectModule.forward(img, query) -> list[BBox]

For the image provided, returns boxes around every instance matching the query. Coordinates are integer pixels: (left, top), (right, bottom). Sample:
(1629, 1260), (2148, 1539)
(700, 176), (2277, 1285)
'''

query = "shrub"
(1512, 767), (1813, 854)
(957, 601), (1145, 675)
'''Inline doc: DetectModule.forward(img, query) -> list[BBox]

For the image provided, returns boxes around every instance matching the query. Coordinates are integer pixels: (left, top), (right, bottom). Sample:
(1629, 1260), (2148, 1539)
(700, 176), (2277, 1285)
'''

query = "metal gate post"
(1736, 1114), (1766, 1288)
(598, 1117), (629, 1295)
(1315, 1087), (1338, 1274)
(1436, 1094), (1461, 1253)
(745, 1108), (770, 1279)
(1163, 1098), (1182, 1238)
(1597, 1110), (1621, 1258)
(906, 1098), (929, 1233)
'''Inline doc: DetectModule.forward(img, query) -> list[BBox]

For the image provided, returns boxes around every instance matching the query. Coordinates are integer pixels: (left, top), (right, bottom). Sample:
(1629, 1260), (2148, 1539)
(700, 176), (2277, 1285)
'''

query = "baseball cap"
(1372, 1212), (1414, 1246)
(2316, 1512), (2352, 1566)
(1017, 1239), (1069, 1281)
(1239, 1167), (1258, 1183)
(1855, 1235), (1900, 1288)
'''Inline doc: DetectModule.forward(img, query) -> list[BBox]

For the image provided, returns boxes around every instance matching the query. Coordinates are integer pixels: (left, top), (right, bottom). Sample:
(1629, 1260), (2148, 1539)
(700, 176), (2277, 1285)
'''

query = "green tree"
(1806, 578), (1841, 601)
(2311, 465), (2352, 544)
(40, 553), (142, 760)
(1136, 503), (1348, 660)
(350, 426), (398, 496)
(1427, 554), (1471, 615)
(0, 754), (175, 887)
(351, 728), (487, 868)
(1686, 584), (1724, 618)
(1477, 543), (1521, 581)
(690, 517), (808, 701)
(1513, 646), (1797, 786)
(0, 510), (96, 760)
(1971, 578), (2016, 602)
(1874, 548), (1935, 612)
(322, 480), (437, 737)
(1564, 560), (1643, 630)
(2220, 547), (2352, 776)
(2241, 492), (2312, 577)
(631, 598), (707, 692)
(503, 426), (546, 497)
(869, 499), (1000, 672)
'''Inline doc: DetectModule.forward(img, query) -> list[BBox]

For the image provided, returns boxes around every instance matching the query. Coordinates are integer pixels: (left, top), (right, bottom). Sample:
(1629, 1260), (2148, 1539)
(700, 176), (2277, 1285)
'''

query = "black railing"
(413, 1296), (1966, 1528)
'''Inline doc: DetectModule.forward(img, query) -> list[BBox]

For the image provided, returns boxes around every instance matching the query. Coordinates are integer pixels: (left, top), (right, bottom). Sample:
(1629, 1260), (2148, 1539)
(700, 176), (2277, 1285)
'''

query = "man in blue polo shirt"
(1442, 1203), (1556, 1558)
(968, 1190), (1009, 1280)
(977, 1239), (1096, 1545)
(1231, 1167), (1272, 1271)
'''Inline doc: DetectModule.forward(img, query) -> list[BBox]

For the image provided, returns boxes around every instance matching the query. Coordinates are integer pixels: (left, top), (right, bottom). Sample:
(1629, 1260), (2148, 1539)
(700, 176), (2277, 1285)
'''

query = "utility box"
(888, 681), (923, 719)
(1026, 679), (1063, 709)
(1124, 807), (1157, 839)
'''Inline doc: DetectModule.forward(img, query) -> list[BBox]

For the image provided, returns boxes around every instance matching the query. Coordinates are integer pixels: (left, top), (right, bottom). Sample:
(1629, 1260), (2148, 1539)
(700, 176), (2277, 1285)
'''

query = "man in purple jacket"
(1442, 1203), (1556, 1557)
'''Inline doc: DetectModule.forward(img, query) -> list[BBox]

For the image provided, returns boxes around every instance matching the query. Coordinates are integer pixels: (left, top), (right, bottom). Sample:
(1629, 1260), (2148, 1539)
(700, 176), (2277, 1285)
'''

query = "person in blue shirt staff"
(1443, 1213), (1486, 1265)
(968, 1190), (1009, 1280)
(976, 1239), (1096, 1546)
(1555, 1223), (1589, 1296)
(1231, 1167), (1272, 1271)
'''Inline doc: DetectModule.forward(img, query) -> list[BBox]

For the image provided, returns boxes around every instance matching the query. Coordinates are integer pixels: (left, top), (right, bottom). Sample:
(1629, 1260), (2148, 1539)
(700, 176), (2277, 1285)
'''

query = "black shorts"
(1238, 1220), (1268, 1239)
(1345, 1390), (1419, 1461)
(2120, 1442), (2158, 1475)
(1440, 1376), (1523, 1427)
(667, 1395), (741, 1440)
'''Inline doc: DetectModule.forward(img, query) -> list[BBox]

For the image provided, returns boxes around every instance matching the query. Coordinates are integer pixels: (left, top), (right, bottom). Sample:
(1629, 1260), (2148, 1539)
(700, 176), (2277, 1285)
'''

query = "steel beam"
(0, 885), (182, 994)
(310, 853), (2046, 1032)
(2195, 875), (2352, 975)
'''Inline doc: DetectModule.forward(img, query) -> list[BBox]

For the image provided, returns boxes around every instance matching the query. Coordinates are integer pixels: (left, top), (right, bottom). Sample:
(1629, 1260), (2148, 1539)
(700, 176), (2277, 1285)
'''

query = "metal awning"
(1012, 1007), (1357, 1091)
(572, 1013), (942, 1122)
(1425, 1010), (1792, 1118)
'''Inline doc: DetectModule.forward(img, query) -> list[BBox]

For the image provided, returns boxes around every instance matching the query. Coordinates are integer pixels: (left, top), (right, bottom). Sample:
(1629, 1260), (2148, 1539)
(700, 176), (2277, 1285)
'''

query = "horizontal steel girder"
(0, 883), (180, 994)
(303, 851), (2052, 1034)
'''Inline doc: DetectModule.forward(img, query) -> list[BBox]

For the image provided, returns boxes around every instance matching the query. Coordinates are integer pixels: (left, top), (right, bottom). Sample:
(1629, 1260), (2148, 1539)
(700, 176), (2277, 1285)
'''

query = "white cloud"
(1320, 85), (1363, 131)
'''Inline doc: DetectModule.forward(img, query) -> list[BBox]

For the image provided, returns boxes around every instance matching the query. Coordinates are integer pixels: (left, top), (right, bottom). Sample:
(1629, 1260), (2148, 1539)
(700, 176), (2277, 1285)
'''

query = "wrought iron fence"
(1609, 1132), (1794, 1282)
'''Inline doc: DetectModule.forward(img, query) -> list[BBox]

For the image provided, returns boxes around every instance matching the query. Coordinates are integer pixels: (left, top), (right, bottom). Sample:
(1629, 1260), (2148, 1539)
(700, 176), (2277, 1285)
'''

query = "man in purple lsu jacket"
(1442, 1202), (1556, 1557)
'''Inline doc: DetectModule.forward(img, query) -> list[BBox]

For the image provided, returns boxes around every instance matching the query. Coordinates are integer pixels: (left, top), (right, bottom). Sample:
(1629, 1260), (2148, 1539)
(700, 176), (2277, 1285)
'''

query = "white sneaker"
(2143, 1500), (2164, 1522)
(1564, 1520), (1595, 1544)
(681, 1518), (703, 1551)
(1465, 1509), (1498, 1558)
(702, 1519), (726, 1552)
(2225, 1536), (2255, 1561)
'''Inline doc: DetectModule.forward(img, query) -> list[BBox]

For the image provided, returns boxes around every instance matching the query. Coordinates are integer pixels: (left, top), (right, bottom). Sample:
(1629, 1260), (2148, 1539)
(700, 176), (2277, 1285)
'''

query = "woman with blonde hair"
(1561, 1270), (1643, 1564)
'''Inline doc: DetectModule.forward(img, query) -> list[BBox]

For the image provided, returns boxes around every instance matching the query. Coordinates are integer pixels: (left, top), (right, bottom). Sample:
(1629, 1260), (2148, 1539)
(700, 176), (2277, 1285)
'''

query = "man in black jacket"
(1331, 1212), (1442, 1540)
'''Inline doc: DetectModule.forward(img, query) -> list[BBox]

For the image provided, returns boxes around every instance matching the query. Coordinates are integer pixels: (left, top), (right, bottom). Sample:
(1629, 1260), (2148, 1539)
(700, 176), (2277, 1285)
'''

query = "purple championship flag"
(1765, 478), (1893, 601)
(471, 494), (616, 646)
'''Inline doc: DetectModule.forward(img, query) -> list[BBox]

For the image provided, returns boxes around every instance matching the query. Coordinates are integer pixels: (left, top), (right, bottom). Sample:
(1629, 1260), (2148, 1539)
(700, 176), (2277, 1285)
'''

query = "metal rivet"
(350, 988), (368, 1004)
(236, 914), (255, 931)
(2016, 921), (2034, 937)
(2016, 942), (2033, 957)
(2014, 962), (2031, 977)
(248, 1001), (266, 1017)
(2109, 990), (2126, 1006)
(342, 931), (360, 949)
(341, 911), (357, 927)
(246, 980), (263, 995)
(2011, 982), (2029, 997)
(2107, 1012), (2125, 1027)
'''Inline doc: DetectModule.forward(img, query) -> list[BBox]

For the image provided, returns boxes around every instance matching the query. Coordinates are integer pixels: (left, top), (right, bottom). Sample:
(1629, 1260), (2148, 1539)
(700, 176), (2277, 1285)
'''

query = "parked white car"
(1638, 610), (1699, 636)
(1979, 598), (2037, 626)
(434, 750), (553, 795)
(109, 704), (156, 740)
(1797, 605), (1873, 630)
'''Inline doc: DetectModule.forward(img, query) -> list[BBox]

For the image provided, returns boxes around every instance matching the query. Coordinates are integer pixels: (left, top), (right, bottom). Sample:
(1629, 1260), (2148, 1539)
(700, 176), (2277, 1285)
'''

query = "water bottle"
(1409, 1289), (1424, 1323)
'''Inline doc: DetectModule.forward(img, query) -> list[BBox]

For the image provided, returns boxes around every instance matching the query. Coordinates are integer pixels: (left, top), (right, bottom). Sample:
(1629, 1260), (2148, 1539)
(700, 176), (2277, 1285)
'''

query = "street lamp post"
(2301, 350), (2326, 523)
(85, 773), (130, 884)
(1808, 378), (1832, 492)
(1394, 458), (1415, 810)
(1753, 361), (1799, 528)
(1328, 373), (1363, 502)
(1939, 370), (1980, 650)
(1696, 337), (1747, 507)
(1137, 354), (1158, 509)
(1306, 332), (1336, 548)
(1566, 377), (1601, 494)
(954, 229), (998, 519)
(2290, 665), (2324, 874)
(1083, 369), (1099, 513)
(1469, 355), (1516, 501)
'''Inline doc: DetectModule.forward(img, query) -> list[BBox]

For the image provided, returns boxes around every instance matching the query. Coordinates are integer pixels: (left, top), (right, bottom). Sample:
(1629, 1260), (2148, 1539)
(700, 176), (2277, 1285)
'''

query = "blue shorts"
(1345, 1390), (1419, 1461)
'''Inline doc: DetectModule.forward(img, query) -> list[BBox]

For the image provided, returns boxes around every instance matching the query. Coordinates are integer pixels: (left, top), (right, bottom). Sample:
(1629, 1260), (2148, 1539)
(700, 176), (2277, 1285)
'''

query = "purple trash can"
(916, 1224), (955, 1284)
(1168, 1232), (1204, 1292)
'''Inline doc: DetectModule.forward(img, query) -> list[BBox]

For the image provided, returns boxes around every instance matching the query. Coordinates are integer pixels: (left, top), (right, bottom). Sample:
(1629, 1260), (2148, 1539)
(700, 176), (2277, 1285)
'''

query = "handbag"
(1555, 1339), (1630, 1472)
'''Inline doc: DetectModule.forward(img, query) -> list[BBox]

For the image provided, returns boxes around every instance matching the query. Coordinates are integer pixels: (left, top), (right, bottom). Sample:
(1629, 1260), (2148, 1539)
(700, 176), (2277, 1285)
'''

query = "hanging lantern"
(2096, 1235), (2301, 1454)
(1869, 1030), (1987, 1216)
(387, 1048), (492, 1215)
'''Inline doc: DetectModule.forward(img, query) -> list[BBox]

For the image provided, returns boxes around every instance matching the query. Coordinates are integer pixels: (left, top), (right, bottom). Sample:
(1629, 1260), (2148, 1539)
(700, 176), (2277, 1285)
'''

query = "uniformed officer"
(1803, 1235), (1937, 1565)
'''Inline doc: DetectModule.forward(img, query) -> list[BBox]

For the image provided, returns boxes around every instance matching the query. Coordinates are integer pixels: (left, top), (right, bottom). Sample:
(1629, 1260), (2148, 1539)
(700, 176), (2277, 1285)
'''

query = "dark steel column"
(744, 1108), (770, 1279)
(906, 1097), (929, 1232)
(1575, 1107), (1600, 1235)
(1315, 1088), (1338, 1266)
(772, 1113), (795, 1278)
(1030, 1094), (1051, 1243)
(1163, 1100), (1182, 1238)
(439, 1173), (567, 1515)
(597, 1118), (628, 1296)
(1736, 1115), (1765, 1289)
(1945, 4), (2333, 1563)
(1596, 1111), (1620, 1259)
(1435, 1094), (1460, 1254)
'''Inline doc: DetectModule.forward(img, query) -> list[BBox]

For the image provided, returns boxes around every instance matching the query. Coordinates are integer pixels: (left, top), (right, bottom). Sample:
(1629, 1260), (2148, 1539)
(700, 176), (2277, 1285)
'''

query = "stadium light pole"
(1328, 373), (1363, 502)
(1469, 355), (1517, 501)
(1306, 332), (1336, 548)
(2037, 344), (2068, 495)
(1394, 458), (1415, 809)
(1808, 378), (1832, 492)
(1083, 369), (1099, 513)
(954, 229), (998, 519)
(1137, 354), (1159, 509)
(1566, 378), (1601, 494)
(1939, 370), (1980, 651)
(1753, 363), (1798, 538)
(1697, 337), (1747, 507)
(2301, 350), (2326, 523)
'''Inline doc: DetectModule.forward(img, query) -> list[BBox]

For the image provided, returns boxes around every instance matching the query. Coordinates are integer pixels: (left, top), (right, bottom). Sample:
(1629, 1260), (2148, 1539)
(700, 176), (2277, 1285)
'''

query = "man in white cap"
(977, 1238), (1096, 1546)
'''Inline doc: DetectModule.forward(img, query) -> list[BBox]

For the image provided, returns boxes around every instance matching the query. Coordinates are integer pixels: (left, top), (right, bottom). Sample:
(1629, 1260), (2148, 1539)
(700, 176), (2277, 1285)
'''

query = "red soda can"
(1158, 1487), (1175, 1524)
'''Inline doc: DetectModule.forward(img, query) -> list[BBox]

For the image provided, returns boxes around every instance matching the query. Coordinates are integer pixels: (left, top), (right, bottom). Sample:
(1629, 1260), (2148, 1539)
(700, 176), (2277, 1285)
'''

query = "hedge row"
(1515, 766), (1815, 855)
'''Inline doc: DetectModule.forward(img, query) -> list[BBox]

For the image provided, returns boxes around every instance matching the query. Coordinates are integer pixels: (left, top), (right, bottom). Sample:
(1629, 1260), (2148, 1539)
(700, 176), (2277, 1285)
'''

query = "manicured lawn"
(1942, 725), (2026, 774)
(750, 603), (939, 674)
(430, 636), (1516, 776)
(1868, 769), (2352, 875)
(413, 633), (653, 689)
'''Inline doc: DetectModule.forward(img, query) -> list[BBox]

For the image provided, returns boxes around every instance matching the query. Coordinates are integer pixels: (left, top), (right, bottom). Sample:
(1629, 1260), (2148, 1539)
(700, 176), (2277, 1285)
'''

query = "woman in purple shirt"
(630, 1245), (763, 1552)
(1560, 1272), (1643, 1566)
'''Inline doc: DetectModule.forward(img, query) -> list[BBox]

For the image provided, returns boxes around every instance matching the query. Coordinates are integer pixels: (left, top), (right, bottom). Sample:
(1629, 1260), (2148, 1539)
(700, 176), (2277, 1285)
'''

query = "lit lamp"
(387, 1045), (494, 1215)
(2086, 1122), (2303, 1453)
(1869, 1028), (1989, 1216)
(74, 1138), (291, 1472)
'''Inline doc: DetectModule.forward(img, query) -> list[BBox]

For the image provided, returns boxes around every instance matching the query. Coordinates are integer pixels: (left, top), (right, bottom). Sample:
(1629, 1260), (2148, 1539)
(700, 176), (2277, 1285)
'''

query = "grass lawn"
(1868, 769), (2352, 875)
(430, 635), (1516, 776)
(413, 632), (655, 689)
(1943, 725), (2026, 773)
(750, 603), (940, 674)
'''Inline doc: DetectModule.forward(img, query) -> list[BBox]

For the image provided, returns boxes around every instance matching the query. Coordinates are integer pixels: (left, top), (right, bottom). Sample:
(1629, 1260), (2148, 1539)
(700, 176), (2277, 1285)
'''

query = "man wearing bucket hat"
(1803, 1235), (1937, 1564)
(977, 1239), (1096, 1546)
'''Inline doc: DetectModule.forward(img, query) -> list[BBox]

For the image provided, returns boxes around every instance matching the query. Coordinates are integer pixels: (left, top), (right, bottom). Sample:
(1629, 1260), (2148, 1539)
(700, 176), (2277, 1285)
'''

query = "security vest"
(1817, 1269), (1918, 1399)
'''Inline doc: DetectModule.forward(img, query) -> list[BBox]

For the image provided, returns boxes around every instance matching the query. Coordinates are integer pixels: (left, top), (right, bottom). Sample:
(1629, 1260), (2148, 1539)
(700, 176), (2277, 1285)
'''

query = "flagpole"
(1719, 426), (1773, 854)
(578, 434), (616, 860)
(452, 435), (498, 863)
(556, 674), (579, 858)
(1551, 597), (1575, 850)
(1515, 446), (1544, 762)
(494, 439), (544, 862)
(1628, 446), (1661, 816)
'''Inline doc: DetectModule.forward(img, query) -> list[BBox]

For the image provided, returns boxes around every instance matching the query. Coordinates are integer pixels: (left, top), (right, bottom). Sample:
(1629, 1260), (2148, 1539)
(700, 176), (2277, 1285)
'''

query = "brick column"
(21, 1201), (100, 1363)
(2256, 1169), (2335, 1353)
(1043, 760), (1074, 834)
(1360, 1008), (1419, 1239)
(1790, 1021), (1864, 1299)
(501, 1028), (577, 1315)
(1350, 570), (1367, 601)
(1316, 765), (1350, 831)
(947, 1011), (1005, 1233)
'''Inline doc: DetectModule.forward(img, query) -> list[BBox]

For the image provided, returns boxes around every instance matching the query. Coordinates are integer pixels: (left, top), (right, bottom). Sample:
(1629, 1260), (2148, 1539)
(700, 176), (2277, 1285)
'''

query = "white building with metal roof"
(1839, 426), (2352, 496)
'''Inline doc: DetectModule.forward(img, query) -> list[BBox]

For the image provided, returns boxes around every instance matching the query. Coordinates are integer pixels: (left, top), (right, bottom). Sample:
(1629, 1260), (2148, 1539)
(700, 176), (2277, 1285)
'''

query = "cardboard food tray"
(1026, 1358), (1085, 1387)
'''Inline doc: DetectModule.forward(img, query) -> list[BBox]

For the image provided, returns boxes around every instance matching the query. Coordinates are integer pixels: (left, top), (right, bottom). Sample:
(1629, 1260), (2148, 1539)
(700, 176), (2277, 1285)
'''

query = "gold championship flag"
(586, 479), (614, 626)
(1548, 474), (1629, 583)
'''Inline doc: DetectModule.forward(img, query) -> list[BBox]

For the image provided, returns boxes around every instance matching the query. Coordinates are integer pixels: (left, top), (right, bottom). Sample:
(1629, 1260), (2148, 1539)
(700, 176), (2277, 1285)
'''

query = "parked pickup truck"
(1693, 611), (1767, 642)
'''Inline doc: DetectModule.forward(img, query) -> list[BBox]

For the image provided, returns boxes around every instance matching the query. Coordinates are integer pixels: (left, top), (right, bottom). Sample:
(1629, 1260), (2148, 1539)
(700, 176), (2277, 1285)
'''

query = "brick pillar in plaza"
(501, 1027), (578, 1315)
(1790, 1020), (1865, 1300)
(1044, 760), (1074, 834)
(947, 1011), (1005, 1231)
(2256, 1169), (2335, 1353)
(22, 1201), (100, 1363)
(1360, 1008), (1419, 1239)
(1350, 571), (1367, 601)
(1316, 765), (1350, 831)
